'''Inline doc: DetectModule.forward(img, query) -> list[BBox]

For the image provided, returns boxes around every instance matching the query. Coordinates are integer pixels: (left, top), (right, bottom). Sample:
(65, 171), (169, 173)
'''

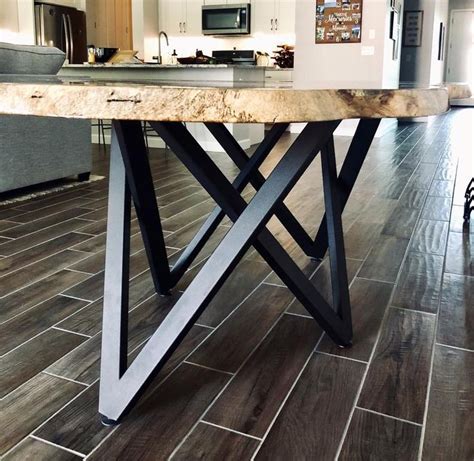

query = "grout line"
(355, 406), (423, 427)
(250, 333), (326, 460)
(193, 322), (215, 330)
(42, 370), (90, 387)
(66, 268), (96, 275)
(0, 376), (91, 457)
(390, 305), (437, 316)
(314, 350), (368, 365)
(284, 311), (312, 319)
(436, 343), (474, 354)
(60, 293), (95, 304)
(183, 361), (234, 376)
(29, 435), (87, 458)
(52, 326), (92, 338)
(356, 275), (397, 285)
(200, 420), (263, 441)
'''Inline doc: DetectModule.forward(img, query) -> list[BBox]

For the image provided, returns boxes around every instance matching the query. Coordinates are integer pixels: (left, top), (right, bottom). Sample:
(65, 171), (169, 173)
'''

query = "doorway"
(446, 9), (474, 88)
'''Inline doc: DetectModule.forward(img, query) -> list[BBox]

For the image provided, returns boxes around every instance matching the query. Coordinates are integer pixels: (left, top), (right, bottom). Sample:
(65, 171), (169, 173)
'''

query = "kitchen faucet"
(153, 31), (169, 64)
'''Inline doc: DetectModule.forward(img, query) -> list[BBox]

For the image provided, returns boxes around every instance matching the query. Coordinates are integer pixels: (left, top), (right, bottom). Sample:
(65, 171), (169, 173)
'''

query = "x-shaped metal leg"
(99, 120), (354, 424)
(313, 118), (381, 258)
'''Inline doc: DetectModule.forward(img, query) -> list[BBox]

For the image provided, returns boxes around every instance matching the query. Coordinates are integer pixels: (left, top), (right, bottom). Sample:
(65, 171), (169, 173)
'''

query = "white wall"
(400, 0), (449, 85)
(293, 0), (401, 89)
(132, 0), (159, 62)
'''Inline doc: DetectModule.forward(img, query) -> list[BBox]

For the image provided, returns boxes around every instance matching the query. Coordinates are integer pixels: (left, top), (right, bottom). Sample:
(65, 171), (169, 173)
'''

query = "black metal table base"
(464, 178), (473, 223)
(99, 118), (380, 423)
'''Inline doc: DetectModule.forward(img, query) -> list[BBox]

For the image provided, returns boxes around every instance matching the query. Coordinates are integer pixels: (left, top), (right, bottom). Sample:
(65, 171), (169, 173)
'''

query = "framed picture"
(438, 22), (445, 60)
(315, 0), (363, 44)
(403, 10), (423, 47)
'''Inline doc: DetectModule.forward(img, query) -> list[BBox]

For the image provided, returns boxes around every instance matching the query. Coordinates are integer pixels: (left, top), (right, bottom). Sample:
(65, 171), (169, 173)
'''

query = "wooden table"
(0, 77), (449, 424)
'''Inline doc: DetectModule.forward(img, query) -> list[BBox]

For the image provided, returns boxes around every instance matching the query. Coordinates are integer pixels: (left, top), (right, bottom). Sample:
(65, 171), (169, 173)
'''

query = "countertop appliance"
(35, 2), (87, 64)
(202, 4), (251, 35)
(212, 50), (256, 66)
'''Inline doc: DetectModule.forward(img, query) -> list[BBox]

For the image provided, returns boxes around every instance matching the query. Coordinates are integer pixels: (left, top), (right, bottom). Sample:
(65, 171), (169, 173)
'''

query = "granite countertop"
(0, 75), (453, 124)
(62, 63), (287, 70)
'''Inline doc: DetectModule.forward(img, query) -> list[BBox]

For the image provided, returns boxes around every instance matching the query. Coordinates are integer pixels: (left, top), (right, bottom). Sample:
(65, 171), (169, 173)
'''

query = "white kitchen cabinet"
(160, 0), (202, 35)
(253, 0), (294, 35)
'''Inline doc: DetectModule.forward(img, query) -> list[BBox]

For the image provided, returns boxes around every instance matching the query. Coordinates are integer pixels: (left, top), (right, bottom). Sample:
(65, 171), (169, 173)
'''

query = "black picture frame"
(403, 10), (423, 47)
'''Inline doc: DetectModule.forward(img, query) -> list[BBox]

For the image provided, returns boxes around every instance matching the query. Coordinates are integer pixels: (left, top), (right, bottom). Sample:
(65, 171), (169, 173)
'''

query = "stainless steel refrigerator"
(35, 2), (87, 64)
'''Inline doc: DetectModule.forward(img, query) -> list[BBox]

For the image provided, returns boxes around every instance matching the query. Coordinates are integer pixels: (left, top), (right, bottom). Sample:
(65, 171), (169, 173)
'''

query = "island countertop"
(0, 76), (451, 123)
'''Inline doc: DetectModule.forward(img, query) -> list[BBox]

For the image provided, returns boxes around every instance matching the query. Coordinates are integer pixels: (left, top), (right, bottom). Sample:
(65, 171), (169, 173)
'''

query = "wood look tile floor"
(1, 109), (473, 460)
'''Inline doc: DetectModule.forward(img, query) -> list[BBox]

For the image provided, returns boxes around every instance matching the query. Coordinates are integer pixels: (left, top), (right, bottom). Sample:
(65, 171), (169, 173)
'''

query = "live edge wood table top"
(0, 76), (458, 122)
(0, 76), (461, 426)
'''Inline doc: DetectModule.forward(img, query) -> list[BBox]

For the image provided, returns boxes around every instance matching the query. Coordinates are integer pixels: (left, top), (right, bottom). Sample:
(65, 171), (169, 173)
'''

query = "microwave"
(202, 4), (251, 35)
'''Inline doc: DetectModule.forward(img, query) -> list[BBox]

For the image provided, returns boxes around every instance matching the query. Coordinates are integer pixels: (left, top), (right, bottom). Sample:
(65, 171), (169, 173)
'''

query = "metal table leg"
(99, 119), (369, 424)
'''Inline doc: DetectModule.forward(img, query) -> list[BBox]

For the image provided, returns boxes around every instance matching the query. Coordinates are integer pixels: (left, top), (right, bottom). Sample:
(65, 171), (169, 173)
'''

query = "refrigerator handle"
(67, 14), (74, 63)
(62, 13), (70, 62)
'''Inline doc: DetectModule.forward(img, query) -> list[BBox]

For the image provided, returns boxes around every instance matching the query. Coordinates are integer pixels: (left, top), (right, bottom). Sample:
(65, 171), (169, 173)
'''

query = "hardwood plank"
(36, 325), (210, 455)
(0, 220), (19, 232)
(0, 269), (90, 323)
(0, 250), (90, 298)
(437, 273), (474, 350)
(256, 353), (365, 459)
(57, 269), (159, 336)
(159, 190), (209, 220)
(0, 219), (92, 257)
(161, 200), (214, 233)
(0, 328), (86, 398)
(0, 208), (93, 239)
(189, 285), (293, 372)
(344, 221), (383, 260)
(87, 364), (228, 460)
(382, 206), (421, 239)
(205, 314), (322, 437)
(0, 373), (84, 456)
(391, 252), (444, 313)
(46, 293), (181, 384)
(0, 232), (91, 277)
(444, 231), (473, 277)
(409, 219), (449, 255)
(68, 233), (146, 274)
(62, 249), (151, 301)
(157, 185), (201, 207)
(398, 188), (427, 210)
(358, 235), (410, 283)
(421, 196), (452, 221)
(10, 199), (95, 224)
(2, 437), (81, 460)
(173, 423), (259, 460)
(192, 259), (270, 327)
(358, 308), (435, 423)
(422, 345), (474, 460)
(339, 408), (421, 461)
(0, 207), (27, 221)
(317, 278), (393, 361)
(0, 296), (88, 355)
(288, 258), (363, 316)
(13, 186), (99, 212)
(428, 179), (454, 198)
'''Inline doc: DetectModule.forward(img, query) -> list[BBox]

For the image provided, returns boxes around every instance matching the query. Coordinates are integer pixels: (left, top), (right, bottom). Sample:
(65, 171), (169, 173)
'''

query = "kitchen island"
(60, 63), (278, 151)
(0, 77), (449, 425)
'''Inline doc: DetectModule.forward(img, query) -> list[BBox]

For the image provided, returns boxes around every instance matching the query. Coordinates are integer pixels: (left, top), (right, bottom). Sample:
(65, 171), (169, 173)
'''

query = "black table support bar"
(313, 118), (381, 258)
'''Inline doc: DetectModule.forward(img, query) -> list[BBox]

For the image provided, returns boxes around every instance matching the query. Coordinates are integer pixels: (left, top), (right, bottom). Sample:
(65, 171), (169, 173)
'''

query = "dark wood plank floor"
(0, 109), (473, 460)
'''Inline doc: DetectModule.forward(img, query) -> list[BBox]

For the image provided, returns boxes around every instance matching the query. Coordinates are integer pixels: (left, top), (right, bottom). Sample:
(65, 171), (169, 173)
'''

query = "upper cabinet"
(160, 0), (201, 35)
(253, 0), (294, 35)
(86, 0), (132, 48)
(158, 0), (295, 37)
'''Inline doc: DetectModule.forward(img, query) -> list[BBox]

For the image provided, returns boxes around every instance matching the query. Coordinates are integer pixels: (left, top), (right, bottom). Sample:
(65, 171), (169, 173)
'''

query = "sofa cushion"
(0, 42), (65, 75)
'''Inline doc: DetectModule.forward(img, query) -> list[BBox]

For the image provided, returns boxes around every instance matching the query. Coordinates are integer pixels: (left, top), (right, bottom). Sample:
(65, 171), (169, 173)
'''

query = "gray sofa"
(0, 42), (91, 193)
